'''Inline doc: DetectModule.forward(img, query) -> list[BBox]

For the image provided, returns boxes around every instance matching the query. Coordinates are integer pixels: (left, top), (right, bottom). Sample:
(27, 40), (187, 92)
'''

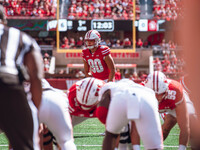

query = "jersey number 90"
(88, 59), (104, 73)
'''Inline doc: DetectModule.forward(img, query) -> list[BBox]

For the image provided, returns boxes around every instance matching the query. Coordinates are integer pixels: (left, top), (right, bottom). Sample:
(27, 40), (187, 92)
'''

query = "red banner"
(66, 52), (139, 58)
(111, 52), (139, 58)
(66, 53), (82, 58)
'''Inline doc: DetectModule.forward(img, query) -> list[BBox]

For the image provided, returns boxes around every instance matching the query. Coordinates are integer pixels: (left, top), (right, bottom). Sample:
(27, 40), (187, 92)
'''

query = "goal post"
(56, 0), (136, 53)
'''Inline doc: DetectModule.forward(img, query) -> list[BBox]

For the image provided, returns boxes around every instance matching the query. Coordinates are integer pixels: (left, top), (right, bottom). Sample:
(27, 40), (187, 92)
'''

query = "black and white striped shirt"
(0, 24), (40, 68)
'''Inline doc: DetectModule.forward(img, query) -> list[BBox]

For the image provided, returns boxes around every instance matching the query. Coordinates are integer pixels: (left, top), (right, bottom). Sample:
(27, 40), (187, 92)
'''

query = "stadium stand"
(153, 0), (182, 20)
(3, 0), (57, 18)
(67, 0), (140, 20)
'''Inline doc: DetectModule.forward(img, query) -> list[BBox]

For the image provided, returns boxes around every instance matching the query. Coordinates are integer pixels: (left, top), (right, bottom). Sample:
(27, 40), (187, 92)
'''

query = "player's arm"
(24, 50), (43, 109)
(96, 90), (111, 124)
(104, 54), (115, 82)
(175, 98), (189, 148)
(162, 114), (177, 140)
(102, 131), (119, 150)
(83, 59), (92, 77)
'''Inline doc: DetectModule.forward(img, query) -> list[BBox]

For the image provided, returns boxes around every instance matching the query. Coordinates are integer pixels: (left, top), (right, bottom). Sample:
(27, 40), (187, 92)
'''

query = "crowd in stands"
(153, 50), (184, 76)
(43, 52), (51, 72)
(153, 38), (183, 73)
(1, 0), (183, 21)
(57, 67), (147, 82)
(67, 0), (139, 20)
(67, 0), (182, 21)
(123, 70), (148, 81)
(153, 0), (182, 21)
(3, 0), (56, 17)
(114, 69), (148, 81)
(159, 38), (177, 54)
(60, 36), (154, 49)
(61, 36), (134, 49)
(1, 0), (182, 21)
(152, 38), (184, 79)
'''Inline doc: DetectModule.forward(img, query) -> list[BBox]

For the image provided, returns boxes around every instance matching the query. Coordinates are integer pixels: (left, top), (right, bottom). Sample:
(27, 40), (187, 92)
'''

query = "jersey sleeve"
(68, 83), (77, 114)
(100, 46), (111, 57)
(171, 81), (184, 105)
(82, 49), (87, 60)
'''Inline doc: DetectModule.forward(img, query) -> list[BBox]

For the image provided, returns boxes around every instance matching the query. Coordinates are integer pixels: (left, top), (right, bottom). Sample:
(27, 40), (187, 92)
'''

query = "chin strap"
(87, 46), (95, 49)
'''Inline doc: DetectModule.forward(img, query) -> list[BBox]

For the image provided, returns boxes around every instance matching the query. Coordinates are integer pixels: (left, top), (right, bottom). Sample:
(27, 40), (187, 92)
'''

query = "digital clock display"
(91, 19), (114, 32)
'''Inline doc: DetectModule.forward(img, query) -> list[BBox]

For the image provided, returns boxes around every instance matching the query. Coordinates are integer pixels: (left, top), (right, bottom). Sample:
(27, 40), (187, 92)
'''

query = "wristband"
(178, 145), (186, 150)
(133, 145), (140, 150)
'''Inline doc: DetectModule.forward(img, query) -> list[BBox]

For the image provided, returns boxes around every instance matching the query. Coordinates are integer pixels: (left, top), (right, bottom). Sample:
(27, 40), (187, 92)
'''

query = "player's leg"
(134, 97), (163, 150)
(186, 102), (200, 149)
(41, 124), (54, 150)
(104, 93), (129, 150)
(0, 84), (40, 150)
(106, 93), (129, 134)
(103, 131), (119, 150)
(183, 90), (200, 149)
(118, 123), (133, 150)
(130, 121), (140, 150)
(39, 90), (76, 150)
(189, 114), (200, 150)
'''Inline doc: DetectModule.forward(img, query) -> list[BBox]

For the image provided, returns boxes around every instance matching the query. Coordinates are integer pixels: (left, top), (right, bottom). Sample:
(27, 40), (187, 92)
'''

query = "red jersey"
(159, 79), (184, 113)
(82, 45), (111, 80)
(67, 83), (97, 118)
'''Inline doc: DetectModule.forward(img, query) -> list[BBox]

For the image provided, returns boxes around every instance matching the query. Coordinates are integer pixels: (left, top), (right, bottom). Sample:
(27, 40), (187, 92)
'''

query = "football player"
(42, 77), (105, 149)
(67, 77), (105, 126)
(96, 79), (163, 150)
(68, 77), (133, 150)
(82, 30), (115, 82)
(38, 79), (77, 150)
(144, 71), (190, 150)
(82, 30), (133, 149)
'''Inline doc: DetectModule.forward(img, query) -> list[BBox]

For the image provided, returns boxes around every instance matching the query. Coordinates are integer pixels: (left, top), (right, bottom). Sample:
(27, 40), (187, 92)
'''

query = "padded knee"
(61, 139), (77, 150)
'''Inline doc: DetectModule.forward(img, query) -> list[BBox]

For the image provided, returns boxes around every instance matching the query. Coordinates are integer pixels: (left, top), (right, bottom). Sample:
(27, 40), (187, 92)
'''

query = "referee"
(0, 5), (43, 150)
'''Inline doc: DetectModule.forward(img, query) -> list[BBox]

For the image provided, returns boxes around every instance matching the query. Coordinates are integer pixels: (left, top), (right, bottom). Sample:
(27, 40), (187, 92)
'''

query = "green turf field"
(0, 118), (190, 150)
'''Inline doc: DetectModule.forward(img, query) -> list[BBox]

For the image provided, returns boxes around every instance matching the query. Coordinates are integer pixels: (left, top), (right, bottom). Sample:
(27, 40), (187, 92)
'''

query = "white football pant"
(106, 91), (163, 150)
(39, 89), (76, 150)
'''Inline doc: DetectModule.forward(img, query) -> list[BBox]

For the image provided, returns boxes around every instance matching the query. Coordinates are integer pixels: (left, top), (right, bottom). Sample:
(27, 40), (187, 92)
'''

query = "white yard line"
(74, 132), (180, 136)
(74, 132), (103, 134)
(76, 145), (188, 148)
(0, 144), (190, 148)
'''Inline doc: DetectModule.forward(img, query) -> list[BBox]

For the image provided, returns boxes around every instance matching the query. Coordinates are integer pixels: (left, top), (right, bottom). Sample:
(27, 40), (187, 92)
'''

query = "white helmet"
(76, 77), (105, 110)
(145, 71), (168, 94)
(84, 30), (101, 49)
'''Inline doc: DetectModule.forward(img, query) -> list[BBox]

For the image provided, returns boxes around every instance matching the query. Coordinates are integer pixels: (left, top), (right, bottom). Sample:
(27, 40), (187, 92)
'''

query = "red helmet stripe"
(82, 78), (92, 104)
(156, 71), (159, 93)
(153, 72), (155, 91)
(88, 30), (93, 38)
(86, 31), (89, 39)
(85, 78), (95, 104)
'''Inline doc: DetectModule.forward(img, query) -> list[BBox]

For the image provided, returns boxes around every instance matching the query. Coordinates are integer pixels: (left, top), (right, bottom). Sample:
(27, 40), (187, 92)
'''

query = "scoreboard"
(91, 19), (114, 32)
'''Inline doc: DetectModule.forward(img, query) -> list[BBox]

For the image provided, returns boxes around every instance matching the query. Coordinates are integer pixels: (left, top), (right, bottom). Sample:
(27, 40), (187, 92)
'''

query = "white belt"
(0, 66), (18, 75)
